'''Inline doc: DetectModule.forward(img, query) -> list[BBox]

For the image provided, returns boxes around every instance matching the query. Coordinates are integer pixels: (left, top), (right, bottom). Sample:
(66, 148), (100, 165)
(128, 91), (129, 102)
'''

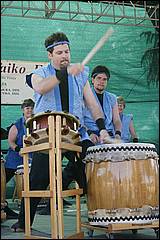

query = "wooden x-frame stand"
(20, 115), (84, 239)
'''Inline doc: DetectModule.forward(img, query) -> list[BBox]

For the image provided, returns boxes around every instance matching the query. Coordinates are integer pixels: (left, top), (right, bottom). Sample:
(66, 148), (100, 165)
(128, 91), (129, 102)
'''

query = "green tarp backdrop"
(1, 4), (159, 152)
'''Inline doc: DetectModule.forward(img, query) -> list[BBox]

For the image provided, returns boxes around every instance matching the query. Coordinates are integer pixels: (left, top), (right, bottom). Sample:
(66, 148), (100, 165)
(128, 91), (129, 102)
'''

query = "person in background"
(84, 65), (122, 145)
(3, 99), (34, 219)
(11, 31), (110, 232)
(117, 96), (138, 143)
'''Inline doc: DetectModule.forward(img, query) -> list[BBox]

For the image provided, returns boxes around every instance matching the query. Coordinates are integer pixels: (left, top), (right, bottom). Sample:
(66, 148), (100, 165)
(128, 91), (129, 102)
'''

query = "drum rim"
(86, 142), (157, 150)
(85, 142), (158, 162)
(26, 111), (80, 126)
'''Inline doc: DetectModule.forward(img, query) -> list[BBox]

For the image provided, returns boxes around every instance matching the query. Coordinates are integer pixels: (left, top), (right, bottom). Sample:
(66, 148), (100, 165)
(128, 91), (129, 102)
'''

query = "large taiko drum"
(24, 111), (81, 151)
(14, 164), (31, 202)
(84, 143), (159, 226)
(1, 158), (6, 207)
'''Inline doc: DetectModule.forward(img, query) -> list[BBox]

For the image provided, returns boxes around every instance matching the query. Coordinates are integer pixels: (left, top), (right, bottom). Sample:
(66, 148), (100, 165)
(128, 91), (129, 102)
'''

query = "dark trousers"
(18, 139), (94, 227)
(3, 168), (16, 208)
(5, 168), (16, 183)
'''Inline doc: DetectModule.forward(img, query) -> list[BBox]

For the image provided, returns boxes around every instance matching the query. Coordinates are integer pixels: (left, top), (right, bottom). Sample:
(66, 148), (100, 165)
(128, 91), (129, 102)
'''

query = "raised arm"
(31, 74), (59, 95)
(28, 63), (84, 95)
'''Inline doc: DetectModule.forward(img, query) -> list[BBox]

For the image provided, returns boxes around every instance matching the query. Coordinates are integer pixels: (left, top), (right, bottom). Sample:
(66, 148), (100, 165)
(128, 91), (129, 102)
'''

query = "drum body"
(1, 159), (6, 207)
(14, 164), (31, 202)
(15, 174), (23, 200)
(85, 143), (159, 226)
(24, 112), (81, 151)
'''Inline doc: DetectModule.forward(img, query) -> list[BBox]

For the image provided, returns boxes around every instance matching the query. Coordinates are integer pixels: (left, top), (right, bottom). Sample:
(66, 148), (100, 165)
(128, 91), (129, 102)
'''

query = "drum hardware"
(23, 139), (33, 145)
(61, 126), (70, 135)
(74, 122), (77, 131)
(26, 128), (29, 135)
(62, 117), (67, 127)
(33, 120), (37, 130)
(72, 132), (81, 140)
(31, 132), (40, 139)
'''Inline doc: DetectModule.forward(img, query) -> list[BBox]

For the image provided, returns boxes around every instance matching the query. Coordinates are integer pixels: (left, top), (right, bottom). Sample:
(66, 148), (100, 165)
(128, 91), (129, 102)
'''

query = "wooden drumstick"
(82, 27), (114, 65)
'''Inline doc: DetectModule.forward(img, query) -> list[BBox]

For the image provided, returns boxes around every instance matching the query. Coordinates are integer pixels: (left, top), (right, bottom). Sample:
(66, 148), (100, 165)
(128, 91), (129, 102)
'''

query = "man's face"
(48, 44), (70, 69)
(92, 73), (108, 93)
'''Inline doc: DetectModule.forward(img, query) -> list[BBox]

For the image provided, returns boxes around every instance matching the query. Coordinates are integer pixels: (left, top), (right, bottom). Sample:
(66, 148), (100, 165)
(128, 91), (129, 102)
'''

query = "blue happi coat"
(83, 87), (117, 136)
(119, 112), (133, 142)
(31, 63), (90, 140)
(5, 117), (32, 169)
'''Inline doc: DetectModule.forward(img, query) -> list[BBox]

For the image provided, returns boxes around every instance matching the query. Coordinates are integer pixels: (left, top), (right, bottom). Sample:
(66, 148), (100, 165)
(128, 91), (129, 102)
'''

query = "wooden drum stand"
(21, 115), (84, 239)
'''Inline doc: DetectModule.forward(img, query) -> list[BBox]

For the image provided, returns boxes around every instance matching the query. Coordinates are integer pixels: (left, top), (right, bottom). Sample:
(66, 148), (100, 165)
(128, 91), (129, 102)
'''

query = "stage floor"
(1, 197), (158, 239)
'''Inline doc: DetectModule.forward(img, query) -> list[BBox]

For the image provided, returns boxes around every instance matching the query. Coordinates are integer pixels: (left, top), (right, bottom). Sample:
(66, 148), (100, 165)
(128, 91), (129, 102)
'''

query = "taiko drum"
(85, 143), (159, 226)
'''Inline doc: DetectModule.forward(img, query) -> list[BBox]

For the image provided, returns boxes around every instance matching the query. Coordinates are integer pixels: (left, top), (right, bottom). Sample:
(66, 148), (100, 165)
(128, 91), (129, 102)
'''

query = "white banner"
(1, 60), (47, 104)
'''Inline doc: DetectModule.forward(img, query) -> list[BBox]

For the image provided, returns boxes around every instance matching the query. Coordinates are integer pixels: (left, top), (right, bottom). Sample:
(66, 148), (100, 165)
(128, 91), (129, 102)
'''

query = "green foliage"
(140, 31), (159, 87)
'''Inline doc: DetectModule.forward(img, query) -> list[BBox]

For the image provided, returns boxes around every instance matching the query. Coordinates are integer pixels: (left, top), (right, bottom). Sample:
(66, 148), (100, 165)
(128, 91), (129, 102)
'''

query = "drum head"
(26, 111), (80, 128)
(85, 142), (158, 163)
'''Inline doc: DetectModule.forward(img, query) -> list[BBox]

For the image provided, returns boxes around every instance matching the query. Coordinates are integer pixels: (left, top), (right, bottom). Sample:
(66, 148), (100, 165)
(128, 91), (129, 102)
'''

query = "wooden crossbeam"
(20, 143), (52, 154)
(62, 189), (83, 197)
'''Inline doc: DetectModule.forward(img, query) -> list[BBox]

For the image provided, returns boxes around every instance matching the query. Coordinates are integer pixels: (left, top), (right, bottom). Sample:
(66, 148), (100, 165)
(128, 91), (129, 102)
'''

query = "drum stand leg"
(12, 180), (17, 202)
(1, 209), (6, 221)
(21, 115), (84, 239)
(12, 175), (22, 206)
(1, 160), (7, 221)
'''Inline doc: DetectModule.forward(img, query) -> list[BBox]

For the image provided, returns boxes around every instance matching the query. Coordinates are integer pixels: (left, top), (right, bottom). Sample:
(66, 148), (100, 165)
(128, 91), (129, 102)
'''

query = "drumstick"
(82, 27), (114, 65)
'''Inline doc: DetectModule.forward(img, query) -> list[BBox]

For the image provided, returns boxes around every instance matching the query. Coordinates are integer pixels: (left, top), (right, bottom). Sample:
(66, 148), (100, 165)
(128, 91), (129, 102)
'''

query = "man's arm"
(112, 103), (122, 138)
(8, 125), (20, 152)
(28, 63), (84, 95)
(129, 120), (138, 142)
(31, 74), (59, 95)
(83, 81), (104, 120)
